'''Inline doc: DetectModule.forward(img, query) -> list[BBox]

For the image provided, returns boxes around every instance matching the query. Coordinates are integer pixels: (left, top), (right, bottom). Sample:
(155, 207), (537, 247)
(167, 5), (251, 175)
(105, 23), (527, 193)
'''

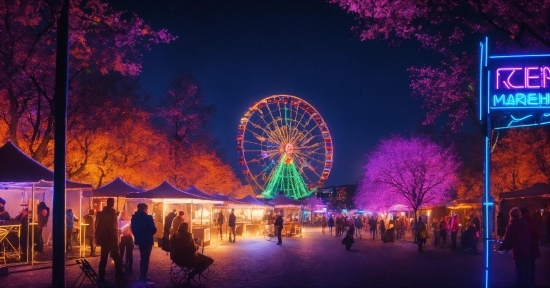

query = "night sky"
(109, 0), (434, 186)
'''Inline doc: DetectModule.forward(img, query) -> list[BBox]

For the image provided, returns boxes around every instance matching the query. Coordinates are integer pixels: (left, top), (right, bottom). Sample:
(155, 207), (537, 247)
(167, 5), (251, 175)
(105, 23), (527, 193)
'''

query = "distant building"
(317, 184), (356, 210)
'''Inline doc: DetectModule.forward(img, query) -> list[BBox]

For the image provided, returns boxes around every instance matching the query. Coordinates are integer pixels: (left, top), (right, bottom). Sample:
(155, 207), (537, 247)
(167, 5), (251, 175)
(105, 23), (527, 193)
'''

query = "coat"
(170, 230), (198, 267)
(95, 206), (119, 250)
(131, 210), (157, 246)
(522, 215), (541, 258)
(321, 217), (327, 227)
(171, 217), (184, 236)
(228, 213), (236, 227)
(328, 217), (334, 227)
(501, 217), (530, 259)
(164, 212), (177, 232)
(274, 216), (283, 229)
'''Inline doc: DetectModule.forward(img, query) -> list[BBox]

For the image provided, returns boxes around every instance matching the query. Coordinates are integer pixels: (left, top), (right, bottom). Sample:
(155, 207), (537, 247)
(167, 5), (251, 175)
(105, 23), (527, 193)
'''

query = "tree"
(155, 72), (214, 184)
(0, 0), (175, 161)
(331, 0), (550, 131)
(491, 128), (547, 195)
(355, 135), (459, 225)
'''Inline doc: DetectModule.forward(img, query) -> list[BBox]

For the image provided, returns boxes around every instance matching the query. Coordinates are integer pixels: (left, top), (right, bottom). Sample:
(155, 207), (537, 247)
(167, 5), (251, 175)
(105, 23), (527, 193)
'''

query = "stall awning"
(212, 193), (245, 204)
(0, 141), (92, 189)
(93, 177), (144, 197)
(236, 195), (272, 207)
(500, 183), (550, 199)
(126, 181), (204, 200)
(184, 186), (218, 201)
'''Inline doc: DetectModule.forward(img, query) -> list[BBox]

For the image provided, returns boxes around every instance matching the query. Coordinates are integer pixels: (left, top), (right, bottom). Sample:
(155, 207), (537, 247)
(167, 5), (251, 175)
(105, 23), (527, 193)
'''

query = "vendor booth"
(228, 195), (272, 237)
(0, 141), (92, 266)
(269, 194), (305, 237)
(125, 181), (222, 247)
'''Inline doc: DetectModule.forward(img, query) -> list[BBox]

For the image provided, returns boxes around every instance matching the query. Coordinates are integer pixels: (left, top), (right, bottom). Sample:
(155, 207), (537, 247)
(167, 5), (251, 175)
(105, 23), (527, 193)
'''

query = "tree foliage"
(491, 128), (549, 195)
(0, 0), (176, 161)
(331, 0), (550, 131)
(355, 135), (459, 213)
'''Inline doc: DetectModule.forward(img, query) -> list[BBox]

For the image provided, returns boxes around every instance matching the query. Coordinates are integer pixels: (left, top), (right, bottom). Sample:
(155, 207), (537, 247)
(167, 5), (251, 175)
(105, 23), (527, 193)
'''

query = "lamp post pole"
(52, 0), (69, 286)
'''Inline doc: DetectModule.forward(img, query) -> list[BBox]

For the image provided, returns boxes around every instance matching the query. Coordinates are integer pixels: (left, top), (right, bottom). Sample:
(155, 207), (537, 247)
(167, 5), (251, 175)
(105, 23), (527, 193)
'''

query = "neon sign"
(492, 66), (550, 109)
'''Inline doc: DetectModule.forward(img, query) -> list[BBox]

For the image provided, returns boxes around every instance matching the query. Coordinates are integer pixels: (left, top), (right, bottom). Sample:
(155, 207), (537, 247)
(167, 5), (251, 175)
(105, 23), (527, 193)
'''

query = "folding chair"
(73, 259), (99, 287)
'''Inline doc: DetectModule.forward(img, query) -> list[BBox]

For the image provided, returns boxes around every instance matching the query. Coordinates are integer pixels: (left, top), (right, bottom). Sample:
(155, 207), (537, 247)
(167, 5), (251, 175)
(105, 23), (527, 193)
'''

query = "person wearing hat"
(228, 209), (236, 243)
(0, 197), (11, 220)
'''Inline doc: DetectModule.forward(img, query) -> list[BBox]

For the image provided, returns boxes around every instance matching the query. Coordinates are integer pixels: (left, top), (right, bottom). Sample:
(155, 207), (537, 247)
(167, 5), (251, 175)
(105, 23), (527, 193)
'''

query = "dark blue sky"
(109, 0), (432, 186)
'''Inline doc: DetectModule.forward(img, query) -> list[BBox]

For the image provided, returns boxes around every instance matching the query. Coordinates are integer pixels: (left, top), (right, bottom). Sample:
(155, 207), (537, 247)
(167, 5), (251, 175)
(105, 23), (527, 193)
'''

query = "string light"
(261, 153), (314, 199)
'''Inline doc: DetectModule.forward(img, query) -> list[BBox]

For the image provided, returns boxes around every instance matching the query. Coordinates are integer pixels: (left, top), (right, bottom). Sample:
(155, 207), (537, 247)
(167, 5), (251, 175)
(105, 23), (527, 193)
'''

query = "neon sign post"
(479, 39), (550, 288)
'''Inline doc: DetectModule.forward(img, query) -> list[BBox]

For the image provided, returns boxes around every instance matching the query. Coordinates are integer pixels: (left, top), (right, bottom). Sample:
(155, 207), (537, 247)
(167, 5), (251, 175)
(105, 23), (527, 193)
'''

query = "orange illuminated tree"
(0, 0), (175, 161)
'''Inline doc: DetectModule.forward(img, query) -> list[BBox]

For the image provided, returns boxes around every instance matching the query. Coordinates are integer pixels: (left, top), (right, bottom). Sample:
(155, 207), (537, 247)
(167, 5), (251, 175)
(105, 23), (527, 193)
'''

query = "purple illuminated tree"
(355, 135), (459, 222)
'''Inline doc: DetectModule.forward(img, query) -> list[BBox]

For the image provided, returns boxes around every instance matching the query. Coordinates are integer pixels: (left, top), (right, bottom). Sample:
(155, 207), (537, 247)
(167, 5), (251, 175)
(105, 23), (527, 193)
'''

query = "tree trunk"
(413, 208), (418, 243)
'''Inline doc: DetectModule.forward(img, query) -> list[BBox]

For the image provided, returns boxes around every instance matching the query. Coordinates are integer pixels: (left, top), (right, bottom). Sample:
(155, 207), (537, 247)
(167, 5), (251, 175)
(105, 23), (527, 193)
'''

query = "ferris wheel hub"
(284, 143), (294, 154)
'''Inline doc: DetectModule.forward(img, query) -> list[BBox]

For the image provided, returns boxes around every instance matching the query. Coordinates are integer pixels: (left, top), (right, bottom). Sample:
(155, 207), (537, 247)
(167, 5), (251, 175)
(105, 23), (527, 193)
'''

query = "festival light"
(261, 153), (314, 199)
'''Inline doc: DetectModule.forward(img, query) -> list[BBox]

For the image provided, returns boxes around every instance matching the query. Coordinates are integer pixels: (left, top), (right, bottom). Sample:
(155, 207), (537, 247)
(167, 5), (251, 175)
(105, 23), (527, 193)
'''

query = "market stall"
(0, 141), (92, 266)
(230, 195), (273, 237)
(269, 194), (305, 237)
(125, 181), (222, 246)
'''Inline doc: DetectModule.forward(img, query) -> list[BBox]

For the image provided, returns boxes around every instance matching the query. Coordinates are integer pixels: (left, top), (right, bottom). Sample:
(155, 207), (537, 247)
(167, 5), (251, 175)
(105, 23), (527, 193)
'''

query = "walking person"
(417, 217), (427, 252)
(395, 217), (402, 240)
(450, 214), (459, 250)
(355, 216), (363, 239)
(119, 222), (133, 272)
(439, 217), (448, 248)
(83, 209), (96, 256)
(432, 218), (440, 247)
(131, 203), (157, 282)
(472, 213), (481, 243)
(335, 215), (343, 237)
(95, 198), (124, 284)
(321, 215), (327, 234)
(228, 209), (236, 243)
(520, 207), (541, 287)
(379, 219), (386, 241)
(498, 207), (530, 288)
(66, 209), (77, 251)
(369, 216), (377, 240)
(217, 211), (224, 240)
(274, 213), (284, 245)
(328, 215), (335, 235)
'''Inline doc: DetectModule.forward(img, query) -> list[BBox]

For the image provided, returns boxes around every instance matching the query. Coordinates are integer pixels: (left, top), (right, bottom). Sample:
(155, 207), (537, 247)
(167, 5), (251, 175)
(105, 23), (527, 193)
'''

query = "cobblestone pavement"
(4, 228), (549, 288)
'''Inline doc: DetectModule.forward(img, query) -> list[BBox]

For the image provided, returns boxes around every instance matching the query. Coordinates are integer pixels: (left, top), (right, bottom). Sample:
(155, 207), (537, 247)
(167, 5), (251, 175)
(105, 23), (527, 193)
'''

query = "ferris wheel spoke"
(293, 157), (320, 182)
(294, 152), (325, 167)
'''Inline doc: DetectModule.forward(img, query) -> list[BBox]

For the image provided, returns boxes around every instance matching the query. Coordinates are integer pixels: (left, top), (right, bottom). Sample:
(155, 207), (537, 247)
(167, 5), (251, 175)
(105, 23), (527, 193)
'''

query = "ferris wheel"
(236, 94), (333, 199)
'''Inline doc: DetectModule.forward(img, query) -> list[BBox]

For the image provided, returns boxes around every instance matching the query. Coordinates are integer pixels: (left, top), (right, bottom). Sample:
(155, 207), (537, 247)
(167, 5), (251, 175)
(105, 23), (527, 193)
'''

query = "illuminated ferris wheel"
(236, 94), (333, 199)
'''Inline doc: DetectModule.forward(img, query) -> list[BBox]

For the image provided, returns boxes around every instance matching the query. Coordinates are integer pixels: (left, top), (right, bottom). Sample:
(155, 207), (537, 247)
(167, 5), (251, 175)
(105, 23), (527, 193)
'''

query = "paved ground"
(3, 228), (549, 287)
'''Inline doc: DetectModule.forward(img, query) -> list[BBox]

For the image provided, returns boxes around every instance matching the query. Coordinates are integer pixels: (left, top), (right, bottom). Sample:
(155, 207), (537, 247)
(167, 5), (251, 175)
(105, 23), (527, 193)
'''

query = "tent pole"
(31, 184), (35, 266)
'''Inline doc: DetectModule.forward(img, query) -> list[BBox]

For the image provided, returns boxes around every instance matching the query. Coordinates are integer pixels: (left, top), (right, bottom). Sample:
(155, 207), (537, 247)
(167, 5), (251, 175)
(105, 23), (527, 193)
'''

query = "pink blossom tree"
(355, 135), (459, 223)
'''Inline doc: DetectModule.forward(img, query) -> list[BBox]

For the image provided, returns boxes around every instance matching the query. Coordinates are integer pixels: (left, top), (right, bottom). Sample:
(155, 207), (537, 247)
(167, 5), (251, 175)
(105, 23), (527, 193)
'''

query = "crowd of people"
(81, 198), (214, 285)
